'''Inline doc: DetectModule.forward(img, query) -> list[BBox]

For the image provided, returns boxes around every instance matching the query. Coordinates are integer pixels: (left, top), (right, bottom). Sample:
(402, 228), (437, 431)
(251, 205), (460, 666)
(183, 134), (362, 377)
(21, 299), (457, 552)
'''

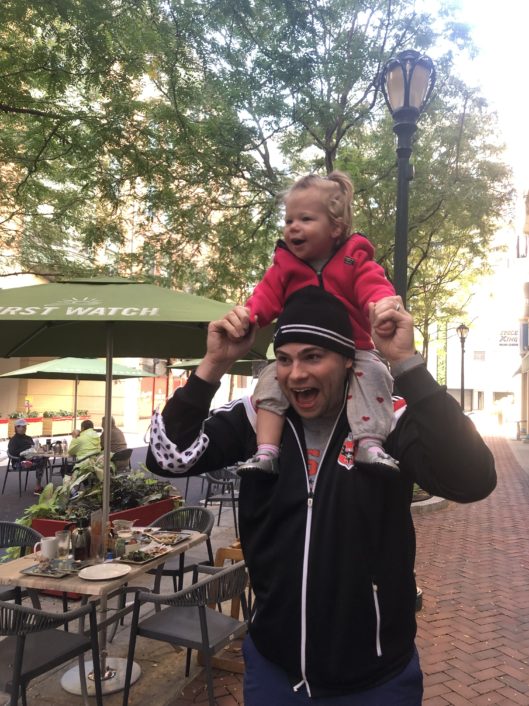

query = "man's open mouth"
(292, 387), (318, 406)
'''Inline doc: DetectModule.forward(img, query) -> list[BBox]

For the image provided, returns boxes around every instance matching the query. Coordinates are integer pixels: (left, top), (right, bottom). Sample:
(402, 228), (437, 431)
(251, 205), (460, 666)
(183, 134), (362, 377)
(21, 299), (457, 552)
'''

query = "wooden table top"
(0, 531), (206, 597)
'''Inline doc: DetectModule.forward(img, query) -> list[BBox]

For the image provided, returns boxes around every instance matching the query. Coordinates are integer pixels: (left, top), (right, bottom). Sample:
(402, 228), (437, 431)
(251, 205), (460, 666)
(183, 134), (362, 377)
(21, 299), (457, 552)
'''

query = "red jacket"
(246, 235), (395, 349)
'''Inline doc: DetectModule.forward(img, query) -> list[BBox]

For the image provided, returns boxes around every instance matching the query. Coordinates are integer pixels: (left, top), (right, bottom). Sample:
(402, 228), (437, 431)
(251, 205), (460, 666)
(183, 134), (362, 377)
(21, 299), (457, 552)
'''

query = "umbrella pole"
(73, 377), (79, 430)
(102, 325), (113, 545)
(97, 324), (114, 681)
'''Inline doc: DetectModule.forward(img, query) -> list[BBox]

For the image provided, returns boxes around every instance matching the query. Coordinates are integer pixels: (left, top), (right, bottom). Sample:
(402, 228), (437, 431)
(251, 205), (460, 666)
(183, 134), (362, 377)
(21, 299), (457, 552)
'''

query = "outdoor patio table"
(0, 530), (207, 697)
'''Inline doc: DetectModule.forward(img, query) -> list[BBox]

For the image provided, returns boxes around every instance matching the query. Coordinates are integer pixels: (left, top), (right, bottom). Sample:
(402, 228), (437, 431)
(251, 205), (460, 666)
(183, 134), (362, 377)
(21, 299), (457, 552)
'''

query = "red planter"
(31, 497), (179, 537)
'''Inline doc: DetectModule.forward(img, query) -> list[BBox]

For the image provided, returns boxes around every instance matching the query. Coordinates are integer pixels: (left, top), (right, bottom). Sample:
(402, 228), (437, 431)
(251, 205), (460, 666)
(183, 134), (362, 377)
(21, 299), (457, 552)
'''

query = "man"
(100, 416), (129, 471)
(67, 419), (101, 472)
(147, 286), (496, 704)
(7, 419), (47, 495)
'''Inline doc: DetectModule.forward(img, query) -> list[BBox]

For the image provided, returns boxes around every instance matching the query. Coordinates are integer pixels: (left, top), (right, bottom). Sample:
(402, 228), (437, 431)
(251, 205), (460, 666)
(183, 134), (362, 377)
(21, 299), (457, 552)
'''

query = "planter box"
(42, 417), (90, 437)
(8, 418), (43, 438)
(31, 497), (180, 537)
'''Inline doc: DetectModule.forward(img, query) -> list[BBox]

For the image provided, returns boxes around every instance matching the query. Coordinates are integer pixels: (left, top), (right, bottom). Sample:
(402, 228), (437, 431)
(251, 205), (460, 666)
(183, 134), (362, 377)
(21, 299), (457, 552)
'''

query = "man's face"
(275, 343), (352, 419)
(15, 425), (27, 435)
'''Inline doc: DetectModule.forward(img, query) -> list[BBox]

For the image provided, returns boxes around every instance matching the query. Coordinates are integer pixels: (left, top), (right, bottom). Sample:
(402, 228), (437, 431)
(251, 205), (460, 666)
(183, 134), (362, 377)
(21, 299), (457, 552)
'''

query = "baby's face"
(283, 187), (342, 264)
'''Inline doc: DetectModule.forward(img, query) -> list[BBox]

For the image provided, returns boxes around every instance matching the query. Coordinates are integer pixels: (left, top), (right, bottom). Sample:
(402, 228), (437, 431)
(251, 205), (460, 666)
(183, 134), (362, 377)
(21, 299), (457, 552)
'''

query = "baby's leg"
(347, 349), (399, 471)
(237, 363), (287, 475)
(256, 407), (284, 459)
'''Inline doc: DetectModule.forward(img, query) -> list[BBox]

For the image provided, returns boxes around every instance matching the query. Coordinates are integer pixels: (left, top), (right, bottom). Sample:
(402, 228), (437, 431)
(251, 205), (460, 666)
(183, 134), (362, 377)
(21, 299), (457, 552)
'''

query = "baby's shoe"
(236, 452), (279, 476)
(355, 445), (399, 471)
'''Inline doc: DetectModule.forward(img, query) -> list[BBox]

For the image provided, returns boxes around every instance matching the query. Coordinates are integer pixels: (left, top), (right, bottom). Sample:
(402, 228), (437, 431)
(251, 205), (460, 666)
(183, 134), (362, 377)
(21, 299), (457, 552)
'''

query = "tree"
(0, 0), (514, 327)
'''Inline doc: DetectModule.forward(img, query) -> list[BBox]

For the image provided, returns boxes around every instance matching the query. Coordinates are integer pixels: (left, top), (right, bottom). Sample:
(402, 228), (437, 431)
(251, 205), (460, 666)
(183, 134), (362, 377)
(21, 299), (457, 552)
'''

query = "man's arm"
(195, 305), (258, 384)
(369, 297), (496, 502)
(68, 435), (82, 457)
(146, 307), (260, 478)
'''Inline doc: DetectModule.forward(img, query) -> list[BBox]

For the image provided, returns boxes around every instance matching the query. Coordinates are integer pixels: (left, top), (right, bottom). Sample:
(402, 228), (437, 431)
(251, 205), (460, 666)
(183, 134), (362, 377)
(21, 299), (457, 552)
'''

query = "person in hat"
(7, 419), (46, 494)
(100, 416), (129, 472)
(146, 286), (496, 704)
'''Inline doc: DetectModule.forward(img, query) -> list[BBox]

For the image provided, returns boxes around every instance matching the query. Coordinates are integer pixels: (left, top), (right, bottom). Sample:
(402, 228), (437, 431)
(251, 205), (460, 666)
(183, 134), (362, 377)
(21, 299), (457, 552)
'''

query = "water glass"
(55, 530), (71, 567)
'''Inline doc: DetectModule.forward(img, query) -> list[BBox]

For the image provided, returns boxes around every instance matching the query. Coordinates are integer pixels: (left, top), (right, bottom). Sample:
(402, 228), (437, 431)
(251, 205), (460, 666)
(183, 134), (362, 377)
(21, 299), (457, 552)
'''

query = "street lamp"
(457, 323), (469, 409)
(380, 49), (436, 307)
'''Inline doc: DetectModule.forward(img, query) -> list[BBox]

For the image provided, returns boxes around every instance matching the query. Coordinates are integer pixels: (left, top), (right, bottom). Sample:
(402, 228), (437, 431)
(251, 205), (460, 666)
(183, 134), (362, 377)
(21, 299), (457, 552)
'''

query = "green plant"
(13, 457), (175, 529)
(43, 411), (57, 418)
(77, 409), (89, 416)
(26, 410), (40, 418)
(8, 412), (24, 419)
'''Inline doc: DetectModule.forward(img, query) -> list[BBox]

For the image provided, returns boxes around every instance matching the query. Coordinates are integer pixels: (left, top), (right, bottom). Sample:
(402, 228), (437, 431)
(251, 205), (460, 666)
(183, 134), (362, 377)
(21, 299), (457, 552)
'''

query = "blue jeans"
(243, 636), (423, 705)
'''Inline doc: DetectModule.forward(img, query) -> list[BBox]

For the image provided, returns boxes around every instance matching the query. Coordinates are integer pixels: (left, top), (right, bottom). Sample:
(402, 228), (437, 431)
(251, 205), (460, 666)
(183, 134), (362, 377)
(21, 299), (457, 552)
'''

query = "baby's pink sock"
(256, 444), (280, 460)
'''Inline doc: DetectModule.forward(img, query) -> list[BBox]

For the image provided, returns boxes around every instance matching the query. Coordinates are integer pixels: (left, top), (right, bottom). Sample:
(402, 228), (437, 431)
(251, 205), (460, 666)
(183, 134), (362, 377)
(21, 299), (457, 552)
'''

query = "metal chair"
(123, 561), (248, 706)
(111, 448), (133, 471)
(2, 455), (47, 498)
(0, 523), (42, 605)
(147, 506), (215, 592)
(108, 506), (216, 642)
(0, 599), (103, 706)
(203, 467), (240, 538)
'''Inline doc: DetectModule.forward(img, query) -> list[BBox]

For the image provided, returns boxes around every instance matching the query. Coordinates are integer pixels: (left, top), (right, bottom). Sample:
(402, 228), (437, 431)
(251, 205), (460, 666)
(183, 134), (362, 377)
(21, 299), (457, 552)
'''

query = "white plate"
(78, 563), (131, 581)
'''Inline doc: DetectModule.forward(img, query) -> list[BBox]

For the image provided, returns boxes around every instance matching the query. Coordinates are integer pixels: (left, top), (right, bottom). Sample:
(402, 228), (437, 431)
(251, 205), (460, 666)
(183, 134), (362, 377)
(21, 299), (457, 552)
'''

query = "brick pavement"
(415, 435), (529, 705)
(174, 435), (529, 705)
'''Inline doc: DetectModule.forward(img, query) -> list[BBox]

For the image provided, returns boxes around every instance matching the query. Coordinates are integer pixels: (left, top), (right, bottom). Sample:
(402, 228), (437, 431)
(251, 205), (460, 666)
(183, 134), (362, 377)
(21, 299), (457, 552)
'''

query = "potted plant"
(13, 455), (181, 537)
(42, 410), (77, 436)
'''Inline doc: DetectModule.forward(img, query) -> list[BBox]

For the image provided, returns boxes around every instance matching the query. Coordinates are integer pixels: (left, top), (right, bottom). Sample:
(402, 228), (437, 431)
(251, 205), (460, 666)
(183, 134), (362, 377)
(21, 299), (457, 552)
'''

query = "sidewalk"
(5, 433), (529, 705)
(416, 434), (529, 705)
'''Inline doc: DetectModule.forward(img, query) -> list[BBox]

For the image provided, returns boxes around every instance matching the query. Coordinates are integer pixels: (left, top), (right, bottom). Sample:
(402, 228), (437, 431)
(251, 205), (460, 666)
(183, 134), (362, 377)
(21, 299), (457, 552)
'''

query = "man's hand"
(369, 296), (416, 366)
(196, 305), (257, 384)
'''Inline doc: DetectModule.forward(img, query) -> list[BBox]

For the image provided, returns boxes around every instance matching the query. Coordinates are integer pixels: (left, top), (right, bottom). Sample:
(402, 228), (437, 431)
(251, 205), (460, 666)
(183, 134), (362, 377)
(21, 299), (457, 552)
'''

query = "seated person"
(67, 419), (101, 472)
(7, 419), (47, 495)
(100, 416), (130, 472)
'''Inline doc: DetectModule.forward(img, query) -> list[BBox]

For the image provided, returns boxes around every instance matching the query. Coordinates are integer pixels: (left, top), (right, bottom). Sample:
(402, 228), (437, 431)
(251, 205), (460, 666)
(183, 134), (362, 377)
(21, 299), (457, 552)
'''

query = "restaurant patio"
(0, 440), (245, 706)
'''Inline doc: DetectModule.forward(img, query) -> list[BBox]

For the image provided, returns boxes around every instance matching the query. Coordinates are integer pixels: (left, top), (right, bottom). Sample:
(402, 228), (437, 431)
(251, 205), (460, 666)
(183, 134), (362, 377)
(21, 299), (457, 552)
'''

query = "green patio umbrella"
(171, 343), (276, 377)
(0, 277), (272, 539)
(0, 357), (155, 427)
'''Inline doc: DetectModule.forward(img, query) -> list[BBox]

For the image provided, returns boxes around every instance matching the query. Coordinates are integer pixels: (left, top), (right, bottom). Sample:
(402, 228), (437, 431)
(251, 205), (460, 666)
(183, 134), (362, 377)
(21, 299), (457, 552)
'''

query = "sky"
(450, 0), (529, 229)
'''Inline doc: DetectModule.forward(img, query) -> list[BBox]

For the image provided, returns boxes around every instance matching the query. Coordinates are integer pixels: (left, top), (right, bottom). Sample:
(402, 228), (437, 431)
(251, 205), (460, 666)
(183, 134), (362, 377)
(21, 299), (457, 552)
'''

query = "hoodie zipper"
(288, 388), (348, 696)
(372, 582), (383, 656)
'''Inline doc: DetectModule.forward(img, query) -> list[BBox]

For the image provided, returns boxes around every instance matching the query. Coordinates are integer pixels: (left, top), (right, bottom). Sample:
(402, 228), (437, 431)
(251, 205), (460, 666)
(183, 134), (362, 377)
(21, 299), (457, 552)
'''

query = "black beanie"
(273, 286), (355, 359)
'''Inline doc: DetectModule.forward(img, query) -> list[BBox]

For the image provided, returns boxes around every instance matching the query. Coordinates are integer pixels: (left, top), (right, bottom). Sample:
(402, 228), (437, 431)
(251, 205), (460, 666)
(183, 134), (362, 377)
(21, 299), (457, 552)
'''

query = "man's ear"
(345, 357), (354, 370)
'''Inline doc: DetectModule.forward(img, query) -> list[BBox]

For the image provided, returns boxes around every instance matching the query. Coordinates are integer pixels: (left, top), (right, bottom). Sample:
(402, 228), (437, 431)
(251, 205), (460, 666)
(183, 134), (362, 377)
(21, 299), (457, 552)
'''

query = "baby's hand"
(223, 305), (253, 341)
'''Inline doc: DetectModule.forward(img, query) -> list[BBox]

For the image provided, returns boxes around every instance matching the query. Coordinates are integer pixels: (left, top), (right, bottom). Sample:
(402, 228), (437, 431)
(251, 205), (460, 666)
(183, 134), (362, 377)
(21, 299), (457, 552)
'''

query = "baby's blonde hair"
(283, 171), (354, 241)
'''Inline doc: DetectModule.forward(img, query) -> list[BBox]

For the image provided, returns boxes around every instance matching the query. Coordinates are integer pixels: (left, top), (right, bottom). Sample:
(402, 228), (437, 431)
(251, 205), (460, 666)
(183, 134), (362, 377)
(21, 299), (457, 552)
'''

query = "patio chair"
(2, 454), (48, 498)
(0, 523), (42, 606)
(122, 561), (248, 706)
(0, 599), (103, 706)
(203, 467), (240, 538)
(147, 506), (215, 592)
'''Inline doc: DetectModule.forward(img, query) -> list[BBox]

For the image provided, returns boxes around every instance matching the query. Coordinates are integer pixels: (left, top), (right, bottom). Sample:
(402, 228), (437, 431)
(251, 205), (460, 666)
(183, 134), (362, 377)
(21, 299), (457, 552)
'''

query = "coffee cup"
(34, 536), (58, 561)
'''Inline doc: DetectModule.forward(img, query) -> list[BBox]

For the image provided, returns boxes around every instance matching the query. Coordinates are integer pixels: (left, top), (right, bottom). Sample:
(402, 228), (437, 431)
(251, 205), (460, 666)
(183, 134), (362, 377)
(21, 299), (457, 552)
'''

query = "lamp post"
(457, 324), (469, 409)
(380, 49), (436, 307)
